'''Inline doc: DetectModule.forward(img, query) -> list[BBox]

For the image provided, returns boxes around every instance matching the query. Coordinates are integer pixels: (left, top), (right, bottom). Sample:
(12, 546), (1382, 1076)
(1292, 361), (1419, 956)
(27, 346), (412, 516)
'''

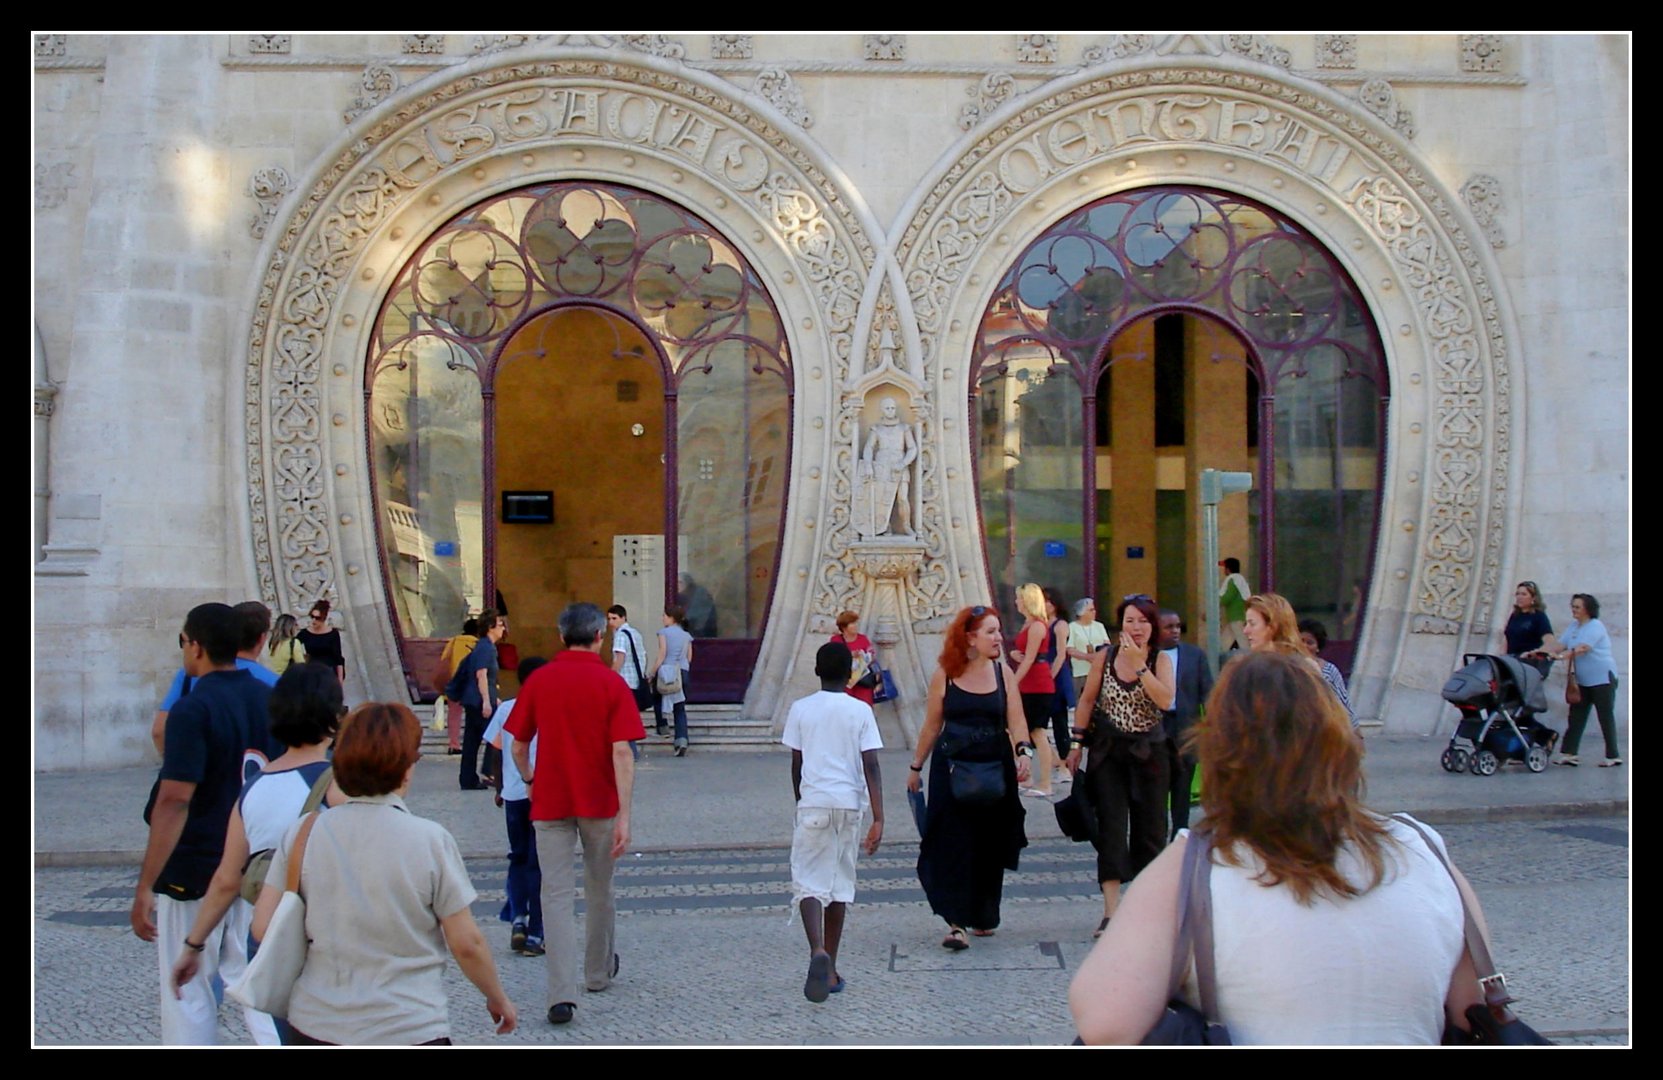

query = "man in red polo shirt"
(507, 602), (645, 1026)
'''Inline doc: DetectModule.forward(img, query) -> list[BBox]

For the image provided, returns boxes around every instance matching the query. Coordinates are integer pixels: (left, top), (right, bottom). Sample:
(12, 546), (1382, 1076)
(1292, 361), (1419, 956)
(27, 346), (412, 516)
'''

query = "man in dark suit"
(1158, 610), (1214, 839)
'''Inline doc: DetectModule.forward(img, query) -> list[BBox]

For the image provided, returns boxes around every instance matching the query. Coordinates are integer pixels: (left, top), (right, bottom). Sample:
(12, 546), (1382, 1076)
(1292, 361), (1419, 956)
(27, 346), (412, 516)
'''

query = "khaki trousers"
(534, 817), (618, 1007)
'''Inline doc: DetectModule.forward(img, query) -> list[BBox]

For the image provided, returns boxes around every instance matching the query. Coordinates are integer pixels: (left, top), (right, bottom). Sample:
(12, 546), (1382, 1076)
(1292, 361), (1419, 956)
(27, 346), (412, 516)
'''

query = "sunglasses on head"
(1122, 593), (1152, 603)
(969, 605), (988, 618)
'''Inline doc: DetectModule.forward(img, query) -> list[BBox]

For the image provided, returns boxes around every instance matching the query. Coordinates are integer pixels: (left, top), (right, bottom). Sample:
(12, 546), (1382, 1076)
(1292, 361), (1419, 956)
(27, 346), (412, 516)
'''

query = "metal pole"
(1203, 497), (1221, 670)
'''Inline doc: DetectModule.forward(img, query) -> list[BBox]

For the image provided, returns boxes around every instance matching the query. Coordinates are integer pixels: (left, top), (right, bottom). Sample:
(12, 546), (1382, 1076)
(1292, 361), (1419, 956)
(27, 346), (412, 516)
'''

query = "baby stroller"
(1439, 654), (1564, 776)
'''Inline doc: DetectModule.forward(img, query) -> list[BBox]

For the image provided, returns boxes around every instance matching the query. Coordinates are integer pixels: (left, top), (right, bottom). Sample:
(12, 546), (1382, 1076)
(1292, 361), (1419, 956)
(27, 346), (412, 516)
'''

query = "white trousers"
(155, 894), (281, 1045)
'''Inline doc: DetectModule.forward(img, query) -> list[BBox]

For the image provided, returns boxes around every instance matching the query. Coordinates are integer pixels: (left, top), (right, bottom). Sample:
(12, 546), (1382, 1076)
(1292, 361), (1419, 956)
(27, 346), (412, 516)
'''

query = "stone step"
(414, 703), (781, 757)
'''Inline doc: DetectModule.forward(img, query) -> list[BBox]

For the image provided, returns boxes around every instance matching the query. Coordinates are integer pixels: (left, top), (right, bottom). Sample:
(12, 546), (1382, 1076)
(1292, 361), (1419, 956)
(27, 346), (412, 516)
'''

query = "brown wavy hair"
(938, 605), (998, 682)
(1185, 650), (1391, 904)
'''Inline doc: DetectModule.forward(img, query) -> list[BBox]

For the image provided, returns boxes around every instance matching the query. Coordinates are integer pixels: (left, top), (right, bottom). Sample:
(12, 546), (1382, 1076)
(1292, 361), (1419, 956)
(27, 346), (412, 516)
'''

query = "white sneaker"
(1599, 757), (1623, 768)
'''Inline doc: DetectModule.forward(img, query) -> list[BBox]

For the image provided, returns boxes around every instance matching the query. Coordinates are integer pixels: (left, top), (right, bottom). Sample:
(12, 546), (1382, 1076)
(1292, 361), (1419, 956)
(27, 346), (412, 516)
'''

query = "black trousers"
(1563, 680), (1619, 758)
(1166, 738), (1197, 838)
(459, 703), (488, 788)
(1086, 737), (1169, 884)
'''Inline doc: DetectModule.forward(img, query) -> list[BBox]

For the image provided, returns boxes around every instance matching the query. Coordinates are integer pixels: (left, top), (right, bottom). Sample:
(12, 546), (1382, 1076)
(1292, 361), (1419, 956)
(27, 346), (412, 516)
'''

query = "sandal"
(941, 927), (969, 951)
(970, 928), (996, 937)
(1093, 916), (1111, 940)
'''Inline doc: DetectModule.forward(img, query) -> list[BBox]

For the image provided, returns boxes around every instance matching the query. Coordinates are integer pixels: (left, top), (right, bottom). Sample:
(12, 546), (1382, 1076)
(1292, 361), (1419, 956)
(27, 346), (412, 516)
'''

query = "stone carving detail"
(35, 162), (75, 210)
(711, 34), (753, 59)
(1224, 34), (1291, 69)
(401, 34), (445, 55)
(1460, 174), (1507, 249)
(1154, 34), (1224, 57)
(753, 67), (813, 128)
(621, 34), (686, 59)
(957, 73), (1015, 131)
(1357, 79), (1416, 139)
(1411, 616), (1462, 635)
(864, 34), (906, 61)
(1343, 174), (1488, 626)
(34, 382), (57, 418)
(247, 166), (294, 239)
(1461, 34), (1503, 73)
(897, 72), (1513, 635)
(344, 64), (401, 124)
(248, 61), (874, 616)
(472, 34), (539, 55)
(854, 397), (919, 540)
(1082, 35), (1153, 64)
(248, 35), (291, 55)
(1016, 34), (1058, 64)
(34, 34), (66, 58)
(1314, 34), (1357, 69)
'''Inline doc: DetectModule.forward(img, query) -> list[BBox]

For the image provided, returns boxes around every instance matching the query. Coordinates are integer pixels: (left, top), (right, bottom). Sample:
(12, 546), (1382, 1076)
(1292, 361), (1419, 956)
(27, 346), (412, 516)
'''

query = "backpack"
(443, 648), (475, 702)
(239, 766), (333, 903)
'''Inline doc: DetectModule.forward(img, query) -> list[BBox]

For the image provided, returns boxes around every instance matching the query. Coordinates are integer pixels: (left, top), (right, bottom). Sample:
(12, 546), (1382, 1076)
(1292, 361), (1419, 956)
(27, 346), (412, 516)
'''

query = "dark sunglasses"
(178, 633), (188, 649)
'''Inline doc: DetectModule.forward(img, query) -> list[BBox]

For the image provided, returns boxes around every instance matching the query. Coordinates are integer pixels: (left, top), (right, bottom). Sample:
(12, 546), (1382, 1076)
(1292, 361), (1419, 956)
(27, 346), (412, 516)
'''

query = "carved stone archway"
(888, 53), (1524, 728)
(236, 46), (881, 721)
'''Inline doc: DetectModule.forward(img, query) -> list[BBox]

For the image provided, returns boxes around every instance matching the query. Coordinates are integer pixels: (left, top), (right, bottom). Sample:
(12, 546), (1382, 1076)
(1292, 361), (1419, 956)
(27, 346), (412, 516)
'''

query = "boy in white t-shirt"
(485, 655), (547, 957)
(782, 641), (884, 1004)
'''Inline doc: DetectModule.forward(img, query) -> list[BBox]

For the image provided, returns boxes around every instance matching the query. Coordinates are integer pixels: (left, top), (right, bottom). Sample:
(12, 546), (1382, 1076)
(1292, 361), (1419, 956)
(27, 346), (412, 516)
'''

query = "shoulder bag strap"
(1186, 830), (1223, 1023)
(1391, 814), (1515, 1012)
(1165, 829), (1200, 998)
(285, 811), (321, 898)
(625, 628), (646, 681)
(299, 766), (333, 816)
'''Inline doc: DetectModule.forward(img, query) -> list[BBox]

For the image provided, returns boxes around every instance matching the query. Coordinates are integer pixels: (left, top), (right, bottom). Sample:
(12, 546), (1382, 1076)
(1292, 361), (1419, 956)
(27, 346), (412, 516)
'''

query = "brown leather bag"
(1564, 655), (1581, 705)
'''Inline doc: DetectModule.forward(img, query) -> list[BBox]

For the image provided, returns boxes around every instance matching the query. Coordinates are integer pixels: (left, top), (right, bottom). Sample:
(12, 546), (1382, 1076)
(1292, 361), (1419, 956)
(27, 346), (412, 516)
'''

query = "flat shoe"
(941, 927), (969, 951)
(547, 1002), (575, 1025)
(828, 977), (846, 994)
(1600, 758), (1623, 767)
(1021, 787), (1051, 799)
(804, 951), (832, 1003)
(1093, 917), (1111, 940)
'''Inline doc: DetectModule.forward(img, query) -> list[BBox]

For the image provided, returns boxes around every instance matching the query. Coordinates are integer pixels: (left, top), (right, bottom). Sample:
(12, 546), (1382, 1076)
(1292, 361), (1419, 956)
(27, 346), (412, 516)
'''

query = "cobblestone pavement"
(34, 818), (1628, 1046)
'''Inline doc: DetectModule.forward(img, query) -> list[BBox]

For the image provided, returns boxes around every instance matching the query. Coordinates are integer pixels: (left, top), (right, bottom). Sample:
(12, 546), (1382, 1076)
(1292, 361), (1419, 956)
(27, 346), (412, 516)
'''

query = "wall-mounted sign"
(1126, 546), (1145, 559)
(1043, 541), (1067, 558)
(502, 490), (554, 524)
(433, 540), (458, 557)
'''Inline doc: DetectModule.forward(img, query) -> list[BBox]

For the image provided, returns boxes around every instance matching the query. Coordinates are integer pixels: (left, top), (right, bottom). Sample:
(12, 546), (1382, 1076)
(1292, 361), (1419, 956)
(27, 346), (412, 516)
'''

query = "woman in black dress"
(907, 606), (1032, 950)
(297, 599), (345, 683)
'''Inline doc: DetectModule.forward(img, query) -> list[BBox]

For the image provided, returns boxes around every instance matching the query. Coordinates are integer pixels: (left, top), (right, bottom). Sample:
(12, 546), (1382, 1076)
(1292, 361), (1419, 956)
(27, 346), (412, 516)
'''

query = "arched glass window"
(972, 187), (1387, 666)
(367, 183), (791, 699)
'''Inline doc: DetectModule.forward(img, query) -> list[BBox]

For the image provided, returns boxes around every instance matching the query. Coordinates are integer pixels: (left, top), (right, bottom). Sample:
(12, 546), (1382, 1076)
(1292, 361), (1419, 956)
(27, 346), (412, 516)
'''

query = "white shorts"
(790, 806), (862, 906)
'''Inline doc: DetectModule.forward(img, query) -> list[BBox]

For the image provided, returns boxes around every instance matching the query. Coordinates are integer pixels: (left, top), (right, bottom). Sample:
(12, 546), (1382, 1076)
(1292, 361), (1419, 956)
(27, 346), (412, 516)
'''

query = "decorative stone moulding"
(710, 34), (753, 60)
(891, 55), (1522, 712)
(344, 63), (401, 124)
(620, 34), (686, 59)
(472, 34), (539, 55)
(1460, 34), (1503, 73)
(248, 34), (291, 55)
(246, 166), (294, 239)
(752, 67), (813, 128)
(864, 35), (906, 61)
(34, 33), (66, 58)
(1460, 174), (1507, 249)
(241, 47), (879, 721)
(1082, 35), (1153, 64)
(1357, 78), (1417, 139)
(1315, 34), (1358, 69)
(1223, 34), (1291, 69)
(1016, 34), (1058, 64)
(401, 34), (445, 55)
(958, 73), (1015, 131)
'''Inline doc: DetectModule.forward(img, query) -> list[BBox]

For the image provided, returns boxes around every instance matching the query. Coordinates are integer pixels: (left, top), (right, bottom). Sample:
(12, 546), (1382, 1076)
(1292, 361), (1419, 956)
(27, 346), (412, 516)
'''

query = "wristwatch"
(1015, 741), (1035, 758)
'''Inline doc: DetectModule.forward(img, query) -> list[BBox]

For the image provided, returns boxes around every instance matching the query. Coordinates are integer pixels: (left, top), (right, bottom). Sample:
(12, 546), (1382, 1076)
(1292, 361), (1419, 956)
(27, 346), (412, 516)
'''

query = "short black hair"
(1159, 609), (1185, 631)
(183, 603), (243, 665)
(1222, 557), (1241, 574)
(816, 640), (853, 682)
(1297, 618), (1329, 650)
(234, 600), (272, 652)
(1573, 593), (1601, 619)
(268, 662), (343, 748)
(608, 604), (628, 619)
(462, 618), (480, 637)
(517, 655), (548, 683)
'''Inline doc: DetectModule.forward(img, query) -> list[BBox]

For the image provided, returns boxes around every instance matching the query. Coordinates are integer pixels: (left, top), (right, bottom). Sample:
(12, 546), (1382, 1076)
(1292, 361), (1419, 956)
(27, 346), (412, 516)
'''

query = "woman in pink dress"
(832, 610), (877, 706)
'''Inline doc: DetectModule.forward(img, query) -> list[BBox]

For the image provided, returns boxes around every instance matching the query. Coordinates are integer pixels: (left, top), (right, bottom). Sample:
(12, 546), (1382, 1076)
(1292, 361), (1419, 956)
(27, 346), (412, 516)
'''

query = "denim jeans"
(503, 798), (543, 938)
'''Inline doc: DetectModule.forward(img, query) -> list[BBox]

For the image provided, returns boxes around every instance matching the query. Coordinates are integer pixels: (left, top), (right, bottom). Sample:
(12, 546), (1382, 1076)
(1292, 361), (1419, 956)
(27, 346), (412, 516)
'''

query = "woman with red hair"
(907, 606), (1033, 950)
(1070, 651), (1489, 1044)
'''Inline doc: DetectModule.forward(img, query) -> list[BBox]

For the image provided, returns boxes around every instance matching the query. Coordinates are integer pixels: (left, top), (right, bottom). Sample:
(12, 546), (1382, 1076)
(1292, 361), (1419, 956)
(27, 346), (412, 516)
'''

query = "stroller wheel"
(1471, 749), (1499, 777)
(1526, 744), (1549, 773)
(1440, 747), (1468, 773)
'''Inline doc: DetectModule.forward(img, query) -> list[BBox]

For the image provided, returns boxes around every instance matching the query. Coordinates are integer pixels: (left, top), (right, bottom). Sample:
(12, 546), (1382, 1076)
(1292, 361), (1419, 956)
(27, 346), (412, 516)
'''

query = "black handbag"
(1393, 816), (1554, 1046)
(938, 665), (1009, 805)
(622, 630), (654, 711)
(1141, 829), (1233, 1045)
(947, 758), (1006, 804)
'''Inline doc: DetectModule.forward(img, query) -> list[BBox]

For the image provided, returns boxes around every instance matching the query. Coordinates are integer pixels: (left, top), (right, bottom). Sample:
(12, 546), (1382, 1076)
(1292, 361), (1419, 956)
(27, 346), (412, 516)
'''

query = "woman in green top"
(1218, 557), (1251, 653)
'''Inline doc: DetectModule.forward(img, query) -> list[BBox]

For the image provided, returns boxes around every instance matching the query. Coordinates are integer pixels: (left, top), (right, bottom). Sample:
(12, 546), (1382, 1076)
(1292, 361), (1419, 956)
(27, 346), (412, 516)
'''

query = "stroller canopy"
(1441, 654), (1551, 717)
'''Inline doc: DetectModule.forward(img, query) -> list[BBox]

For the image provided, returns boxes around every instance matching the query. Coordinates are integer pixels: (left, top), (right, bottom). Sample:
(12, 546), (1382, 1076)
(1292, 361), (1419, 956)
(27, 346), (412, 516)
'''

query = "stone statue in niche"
(854, 396), (918, 540)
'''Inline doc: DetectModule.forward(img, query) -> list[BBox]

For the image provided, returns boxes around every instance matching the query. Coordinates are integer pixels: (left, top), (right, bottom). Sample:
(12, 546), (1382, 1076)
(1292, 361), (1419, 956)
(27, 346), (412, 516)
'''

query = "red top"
(1014, 621), (1056, 695)
(506, 650), (646, 821)
(831, 632), (877, 706)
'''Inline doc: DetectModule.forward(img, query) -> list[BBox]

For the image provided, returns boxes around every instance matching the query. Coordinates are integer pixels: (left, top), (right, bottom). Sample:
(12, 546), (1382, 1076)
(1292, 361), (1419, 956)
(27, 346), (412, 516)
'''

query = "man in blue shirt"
(460, 608), (506, 790)
(131, 603), (283, 1044)
(149, 600), (278, 754)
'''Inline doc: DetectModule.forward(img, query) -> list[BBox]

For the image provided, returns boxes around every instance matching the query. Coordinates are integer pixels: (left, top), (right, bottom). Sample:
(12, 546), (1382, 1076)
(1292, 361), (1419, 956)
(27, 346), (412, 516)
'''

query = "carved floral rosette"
(241, 49), (878, 706)
(894, 57), (1520, 692)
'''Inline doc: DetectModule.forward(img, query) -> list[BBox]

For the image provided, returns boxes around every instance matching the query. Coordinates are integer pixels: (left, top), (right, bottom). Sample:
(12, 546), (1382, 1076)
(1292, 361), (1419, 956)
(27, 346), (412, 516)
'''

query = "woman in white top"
(169, 662), (344, 1044)
(1070, 651), (1496, 1045)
